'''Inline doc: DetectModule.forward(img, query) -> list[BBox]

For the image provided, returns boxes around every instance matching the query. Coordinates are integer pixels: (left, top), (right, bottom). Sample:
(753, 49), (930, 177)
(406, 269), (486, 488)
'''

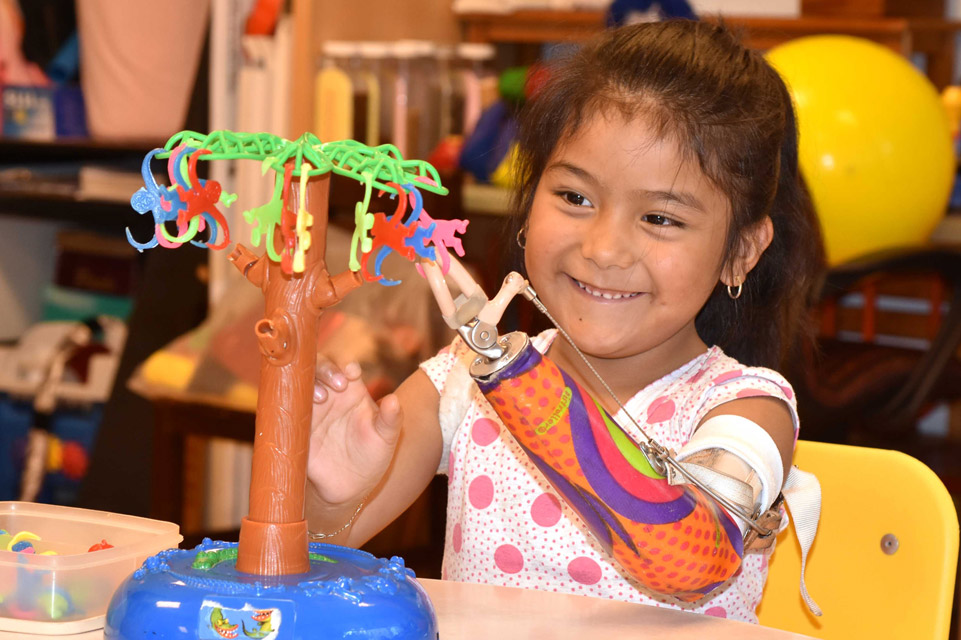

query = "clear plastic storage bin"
(0, 501), (182, 635)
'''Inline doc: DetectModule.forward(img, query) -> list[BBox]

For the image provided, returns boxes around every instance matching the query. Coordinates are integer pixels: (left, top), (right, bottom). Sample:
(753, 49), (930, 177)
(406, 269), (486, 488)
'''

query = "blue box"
(2, 84), (87, 140)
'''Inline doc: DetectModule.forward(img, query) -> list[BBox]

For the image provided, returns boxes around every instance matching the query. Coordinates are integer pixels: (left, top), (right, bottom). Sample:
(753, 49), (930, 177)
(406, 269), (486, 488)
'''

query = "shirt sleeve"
(419, 336), (478, 474)
(693, 365), (800, 445)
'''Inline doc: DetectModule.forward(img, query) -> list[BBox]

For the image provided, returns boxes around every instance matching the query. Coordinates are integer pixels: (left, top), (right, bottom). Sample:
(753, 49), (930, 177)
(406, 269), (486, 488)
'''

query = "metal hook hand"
(422, 250), (534, 358)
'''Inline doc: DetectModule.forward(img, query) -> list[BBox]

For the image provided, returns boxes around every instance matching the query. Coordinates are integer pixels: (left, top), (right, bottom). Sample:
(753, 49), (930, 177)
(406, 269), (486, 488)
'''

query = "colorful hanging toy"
(126, 131), (468, 284)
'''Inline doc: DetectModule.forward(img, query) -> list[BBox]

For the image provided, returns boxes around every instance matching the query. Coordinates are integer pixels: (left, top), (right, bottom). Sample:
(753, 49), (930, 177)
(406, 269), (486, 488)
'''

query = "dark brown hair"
(511, 20), (825, 369)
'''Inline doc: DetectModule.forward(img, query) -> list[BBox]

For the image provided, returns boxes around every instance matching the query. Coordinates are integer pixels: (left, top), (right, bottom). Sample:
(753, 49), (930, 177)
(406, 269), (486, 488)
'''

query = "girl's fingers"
(315, 357), (349, 391)
(311, 361), (363, 405)
(373, 393), (403, 445)
(342, 361), (362, 380)
(313, 385), (328, 404)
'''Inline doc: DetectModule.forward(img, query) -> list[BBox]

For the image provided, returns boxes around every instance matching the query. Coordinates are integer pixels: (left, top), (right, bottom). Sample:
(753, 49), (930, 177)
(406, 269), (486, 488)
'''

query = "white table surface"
(419, 578), (815, 640)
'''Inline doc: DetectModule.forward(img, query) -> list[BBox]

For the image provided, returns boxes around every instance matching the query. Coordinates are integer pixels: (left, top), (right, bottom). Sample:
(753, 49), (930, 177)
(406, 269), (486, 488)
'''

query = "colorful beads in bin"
(1, 562), (74, 621)
(0, 530), (56, 555)
(88, 539), (113, 552)
(0, 529), (75, 621)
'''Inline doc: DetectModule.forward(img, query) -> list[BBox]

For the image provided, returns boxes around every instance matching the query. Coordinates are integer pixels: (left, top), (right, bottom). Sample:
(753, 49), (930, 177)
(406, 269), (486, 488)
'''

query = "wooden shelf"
(460, 11), (961, 88)
(0, 137), (161, 163)
(461, 9), (605, 43)
(0, 192), (151, 233)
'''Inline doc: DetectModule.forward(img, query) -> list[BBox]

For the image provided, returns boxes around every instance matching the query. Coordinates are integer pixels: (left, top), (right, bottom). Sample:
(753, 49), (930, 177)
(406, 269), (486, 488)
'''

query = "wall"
(0, 218), (58, 341)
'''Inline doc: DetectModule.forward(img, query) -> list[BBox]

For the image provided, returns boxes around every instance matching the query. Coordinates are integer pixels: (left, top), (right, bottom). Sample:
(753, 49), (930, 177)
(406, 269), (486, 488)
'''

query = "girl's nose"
(581, 212), (636, 269)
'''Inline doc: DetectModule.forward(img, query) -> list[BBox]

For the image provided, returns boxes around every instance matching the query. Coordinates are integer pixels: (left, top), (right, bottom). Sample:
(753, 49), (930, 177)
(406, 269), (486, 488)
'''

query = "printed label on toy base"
(199, 600), (284, 640)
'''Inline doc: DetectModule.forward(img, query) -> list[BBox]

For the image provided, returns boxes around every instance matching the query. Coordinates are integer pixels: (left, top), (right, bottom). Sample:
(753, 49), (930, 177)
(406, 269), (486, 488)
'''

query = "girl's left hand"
(307, 358), (403, 513)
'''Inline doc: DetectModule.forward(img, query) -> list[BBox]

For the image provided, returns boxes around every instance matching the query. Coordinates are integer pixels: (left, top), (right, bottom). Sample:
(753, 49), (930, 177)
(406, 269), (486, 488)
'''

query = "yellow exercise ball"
(767, 36), (954, 265)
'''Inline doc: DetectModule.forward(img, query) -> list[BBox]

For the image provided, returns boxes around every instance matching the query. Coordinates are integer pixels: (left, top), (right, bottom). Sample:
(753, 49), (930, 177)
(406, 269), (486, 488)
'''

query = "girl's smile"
(570, 276), (642, 301)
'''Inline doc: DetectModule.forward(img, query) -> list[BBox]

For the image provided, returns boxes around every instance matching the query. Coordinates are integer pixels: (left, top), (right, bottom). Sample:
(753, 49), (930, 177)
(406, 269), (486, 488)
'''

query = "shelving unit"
(0, 194), (152, 233)
(0, 137), (209, 519)
(459, 10), (961, 89)
(0, 139), (160, 233)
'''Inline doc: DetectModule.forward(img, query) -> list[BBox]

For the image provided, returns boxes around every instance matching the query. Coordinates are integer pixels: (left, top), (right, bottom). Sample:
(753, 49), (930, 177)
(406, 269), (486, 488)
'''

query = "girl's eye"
(556, 190), (593, 207)
(642, 213), (681, 227)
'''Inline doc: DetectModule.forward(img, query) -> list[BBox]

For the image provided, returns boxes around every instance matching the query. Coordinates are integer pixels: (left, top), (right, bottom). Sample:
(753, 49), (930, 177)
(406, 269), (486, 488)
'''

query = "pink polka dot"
(468, 475), (494, 509)
(567, 557), (602, 585)
(646, 396), (676, 424)
(704, 606), (727, 618)
(494, 544), (524, 574)
(712, 370), (743, 385)
(452, 523), (463, 552)
(530, 493), (562, 526)
(471, 418), (500, 445)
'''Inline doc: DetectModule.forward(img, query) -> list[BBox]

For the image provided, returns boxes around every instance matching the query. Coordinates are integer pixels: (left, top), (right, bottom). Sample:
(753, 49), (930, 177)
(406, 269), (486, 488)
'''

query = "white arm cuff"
(676, 413), (785, 519)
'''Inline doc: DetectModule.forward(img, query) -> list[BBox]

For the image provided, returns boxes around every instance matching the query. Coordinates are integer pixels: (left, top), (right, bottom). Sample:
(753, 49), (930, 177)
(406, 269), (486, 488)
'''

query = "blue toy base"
(104, 539), (437, 640)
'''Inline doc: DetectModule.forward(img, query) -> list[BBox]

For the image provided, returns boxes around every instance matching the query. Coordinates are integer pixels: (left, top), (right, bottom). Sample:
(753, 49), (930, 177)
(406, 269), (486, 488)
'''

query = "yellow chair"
(757, 440), (959, 639)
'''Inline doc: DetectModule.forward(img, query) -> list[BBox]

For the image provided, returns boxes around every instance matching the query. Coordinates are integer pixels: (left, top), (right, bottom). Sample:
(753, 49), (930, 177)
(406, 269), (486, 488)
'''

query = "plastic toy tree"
(126, 130), (459, 576)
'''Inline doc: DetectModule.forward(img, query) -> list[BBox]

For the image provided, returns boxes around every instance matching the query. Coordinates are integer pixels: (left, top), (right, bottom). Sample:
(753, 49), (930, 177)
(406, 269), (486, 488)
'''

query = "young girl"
(306, 20), (823, 624)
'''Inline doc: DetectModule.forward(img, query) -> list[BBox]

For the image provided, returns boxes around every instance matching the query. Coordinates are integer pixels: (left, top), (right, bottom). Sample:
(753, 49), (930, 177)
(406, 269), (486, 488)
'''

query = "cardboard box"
(2, 85), (87, 140)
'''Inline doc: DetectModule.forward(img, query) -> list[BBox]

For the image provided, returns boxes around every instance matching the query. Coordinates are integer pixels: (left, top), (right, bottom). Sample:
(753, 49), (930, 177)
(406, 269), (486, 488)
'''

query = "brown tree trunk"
(230, 172), (362, 575)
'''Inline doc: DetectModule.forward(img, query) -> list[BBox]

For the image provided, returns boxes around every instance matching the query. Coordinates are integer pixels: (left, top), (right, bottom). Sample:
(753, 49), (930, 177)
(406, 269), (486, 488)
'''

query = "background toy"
(605, 0), (697, 27)
(0, 0), (49, 86)
(0, 317), (126, 505)
(767, 36), (954, 265)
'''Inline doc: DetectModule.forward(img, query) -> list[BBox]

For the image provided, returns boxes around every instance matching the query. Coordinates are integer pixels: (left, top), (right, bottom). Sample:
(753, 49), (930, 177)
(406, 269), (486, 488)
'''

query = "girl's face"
(525, 111), (746, 372)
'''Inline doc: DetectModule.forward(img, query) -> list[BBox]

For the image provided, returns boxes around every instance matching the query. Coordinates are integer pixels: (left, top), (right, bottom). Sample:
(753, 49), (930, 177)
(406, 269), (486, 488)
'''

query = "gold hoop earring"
(727, 276), (743, 300)
(516, 226), (527, 250)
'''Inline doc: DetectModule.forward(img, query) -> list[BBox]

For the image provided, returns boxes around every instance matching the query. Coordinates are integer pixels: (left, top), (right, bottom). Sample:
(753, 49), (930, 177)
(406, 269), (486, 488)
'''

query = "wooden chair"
(757, 440), (959, 639)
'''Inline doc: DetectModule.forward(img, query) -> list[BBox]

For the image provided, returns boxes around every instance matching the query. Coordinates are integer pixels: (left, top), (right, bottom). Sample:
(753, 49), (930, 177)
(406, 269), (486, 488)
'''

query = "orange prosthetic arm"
(475, 341), (743, 601)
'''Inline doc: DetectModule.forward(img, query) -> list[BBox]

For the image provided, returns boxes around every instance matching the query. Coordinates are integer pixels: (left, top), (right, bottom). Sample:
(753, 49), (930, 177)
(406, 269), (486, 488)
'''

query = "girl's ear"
(722, 216), (774, 287)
